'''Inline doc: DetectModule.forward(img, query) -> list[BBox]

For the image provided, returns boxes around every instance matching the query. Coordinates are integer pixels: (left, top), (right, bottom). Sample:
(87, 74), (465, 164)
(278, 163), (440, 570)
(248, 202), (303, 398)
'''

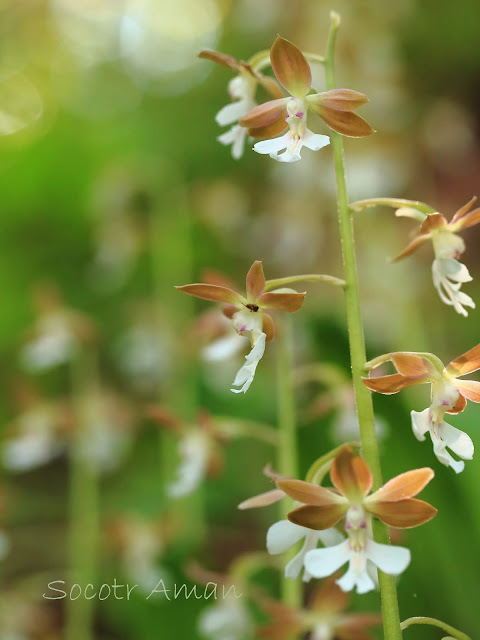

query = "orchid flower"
(363, 347), (480, 472)
(177, 261), (306, 393)
(276, 447), (436, 593)
(149, 407), (224, 497)
(257, 575), (381, 640)
(198, 49), (283, 159)
(351, 196), (480, 316)
(239, 36), (373, 162)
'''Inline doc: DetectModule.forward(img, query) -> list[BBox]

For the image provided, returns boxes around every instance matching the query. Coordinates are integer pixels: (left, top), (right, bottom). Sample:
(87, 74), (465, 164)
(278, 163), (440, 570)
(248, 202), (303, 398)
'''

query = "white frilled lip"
(166, 432), (210, 498)
(411, 408), (474, 474)
(253, 129), (330, 163)
(231, 332), (266, 394)
(304, 537), (411, 594)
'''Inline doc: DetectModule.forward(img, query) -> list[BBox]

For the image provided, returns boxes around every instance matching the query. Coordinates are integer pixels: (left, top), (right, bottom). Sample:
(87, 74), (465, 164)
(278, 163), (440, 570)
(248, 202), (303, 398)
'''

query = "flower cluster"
(177, 261), (305, 393)
(363, 346), (480, 473)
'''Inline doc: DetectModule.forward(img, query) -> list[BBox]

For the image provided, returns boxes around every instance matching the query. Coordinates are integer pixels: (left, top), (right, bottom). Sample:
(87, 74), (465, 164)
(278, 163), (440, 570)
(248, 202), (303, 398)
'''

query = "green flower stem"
(151, 190), (205, 548)
(66, 348), (100, 640)
(264, 273), (345, 292)
(325, 12), (402, 640)
(401, 617), (471, 640)
(349, 197), (436, 215)
(276, 315), (301, 618)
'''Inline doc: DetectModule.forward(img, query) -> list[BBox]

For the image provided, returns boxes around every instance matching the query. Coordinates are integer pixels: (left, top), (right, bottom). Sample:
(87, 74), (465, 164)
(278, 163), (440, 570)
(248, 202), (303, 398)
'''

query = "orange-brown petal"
(287, 503), (347, 530)
(308, 89), (369, 112)
(262, 312), (275, 342)
(270, 36), (311, 98)
(248, 118), (288, 140)
(239, 99), (288, 129)
(454, 207), (480, 230)
(176, 283), (244, 305)
(446, 344), (480, 376)
(367, 468), (434, 502)
(362, 373), (422, 394)
(238, 488), (286, 510)
(198, 49), (240, 71)
(446, 392), (467, 414)
(331, 447), (373, 501)
(257, 74), (286, 100)
(419, 212), (448, 234)
(455, 380), (480, 403)
(391, 353), (435, 379)
(310, 104), (375, 137)
(450, 195), (477, 223)
(366, 498), (437, 529)
(257, 291), (306, 312)
(246, 260), (266, 300)
(277, 478), (347, 507)
(391, 234), (431, 262)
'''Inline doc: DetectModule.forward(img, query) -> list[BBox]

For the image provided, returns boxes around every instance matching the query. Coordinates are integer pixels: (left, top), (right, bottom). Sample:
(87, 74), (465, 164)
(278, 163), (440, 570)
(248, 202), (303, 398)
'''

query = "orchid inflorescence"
(177, 14), (476, 640)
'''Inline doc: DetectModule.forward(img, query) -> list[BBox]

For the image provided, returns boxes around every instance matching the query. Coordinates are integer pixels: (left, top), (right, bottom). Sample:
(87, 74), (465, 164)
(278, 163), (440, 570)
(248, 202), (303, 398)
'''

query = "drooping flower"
(363, 347), (480, 472)
(239, 36), (374, 162)
(198, 49), (283, 159)
(350, 196), (480, 315)
(177, 261), (306, 393)
(276, 447), (436, 593)
(257, 575), (381, 640)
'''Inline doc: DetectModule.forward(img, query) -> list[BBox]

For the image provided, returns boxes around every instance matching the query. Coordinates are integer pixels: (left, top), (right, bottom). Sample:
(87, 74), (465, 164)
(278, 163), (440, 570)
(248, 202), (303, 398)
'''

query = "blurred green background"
(1, 0), (479, 638)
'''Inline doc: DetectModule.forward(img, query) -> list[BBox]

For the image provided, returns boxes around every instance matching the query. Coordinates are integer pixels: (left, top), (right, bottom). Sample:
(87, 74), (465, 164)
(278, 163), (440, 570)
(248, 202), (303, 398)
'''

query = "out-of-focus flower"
(294, 363), (387, 443)
(177, 261), (306, 393)
(198, 597), (253, 640)
(350, 197), (480, 316)
(199, 49), (283, 159)
(257, 575), (381, 639)
(2, 400), (68, 472)
(149, 407), (225, 498)
(20, 285), (95, 372)
(240, 37), (373, 162)
(277, 447), (435, 592)
(363, 348), (480, 472)
(108, 516), (171, 593)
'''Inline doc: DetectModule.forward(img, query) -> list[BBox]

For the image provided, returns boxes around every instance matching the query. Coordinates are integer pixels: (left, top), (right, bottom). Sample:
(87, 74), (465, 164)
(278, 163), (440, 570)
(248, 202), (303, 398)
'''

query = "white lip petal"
(302, 130), (330, 151)
(438, 420), (474, 460)
(253, 133), (290, 156)
(231, 332), (266, 394)
(366, 539), (411, 576)
(266, 519), (307, 555)
(437, 258), (472, 283)
(304, 540), (350, 578)
(336, 562), (376, 594)
(217, 125), (247, 160)
(166, 433), (209, 498)
(411, 409), (430, 441)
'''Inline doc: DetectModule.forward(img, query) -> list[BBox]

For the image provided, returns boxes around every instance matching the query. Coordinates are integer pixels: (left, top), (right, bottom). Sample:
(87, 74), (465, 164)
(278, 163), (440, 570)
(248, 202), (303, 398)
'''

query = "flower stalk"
(276, 315), (301, 619)
(66, 348), (100, 640)
(325, 11), (402, 639)
(401, 616), (471, 640)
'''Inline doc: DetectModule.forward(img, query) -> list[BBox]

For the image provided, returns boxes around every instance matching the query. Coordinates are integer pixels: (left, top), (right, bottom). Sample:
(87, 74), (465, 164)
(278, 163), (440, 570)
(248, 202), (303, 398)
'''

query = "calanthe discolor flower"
(177, 261), (306, 393)
(351, 196), (480, 316)
(363, 347), (480, 472)
(240, 36), (373, 162)
(276, 447), (436, 593)
(198, 49), (283, 159)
